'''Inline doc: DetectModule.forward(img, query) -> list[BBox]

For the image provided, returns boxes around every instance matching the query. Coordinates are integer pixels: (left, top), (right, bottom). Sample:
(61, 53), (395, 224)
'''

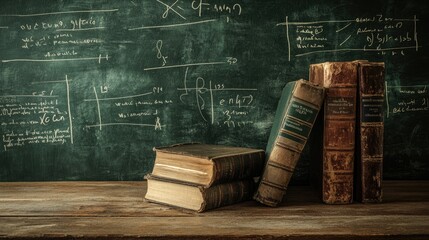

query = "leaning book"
(254, 79), (325, 207)
(144, 175), (255, 212)
(151, 143), (265, 187)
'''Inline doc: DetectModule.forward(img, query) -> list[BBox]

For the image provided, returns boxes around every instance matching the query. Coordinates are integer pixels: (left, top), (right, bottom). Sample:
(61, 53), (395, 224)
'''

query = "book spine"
(254, 80), (324, 207)
(356, 63), (385, 203)
(311, 62), (358, 204)
(212, 151), (265, 186)
(201, 179), (254, 212)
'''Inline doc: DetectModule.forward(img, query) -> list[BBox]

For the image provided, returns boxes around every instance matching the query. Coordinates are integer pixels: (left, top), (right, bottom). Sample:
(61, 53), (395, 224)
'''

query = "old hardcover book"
(151, 143), (265, 187)
(309, 61), (358, 204)
(356, 62), (385, 203)
(254, 79), (325, 207)
(145, 175), (255, 212)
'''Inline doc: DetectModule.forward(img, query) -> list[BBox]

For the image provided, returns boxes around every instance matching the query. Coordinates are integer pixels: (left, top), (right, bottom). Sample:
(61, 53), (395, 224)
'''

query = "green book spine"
(254, 79), (325, 207)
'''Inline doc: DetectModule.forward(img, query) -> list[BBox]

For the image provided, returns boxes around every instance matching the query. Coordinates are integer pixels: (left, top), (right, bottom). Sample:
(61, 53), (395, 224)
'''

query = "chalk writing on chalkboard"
(83, 84), (168, 130)
(278, 14), (419, 61)
(176, 67), (257, 125)
(0, 9), (117, 64)
(0, 0), (253, 148)
(386, 83), (429, 117)
(128, 0), (242, 31)
(0, 77), (72, 151)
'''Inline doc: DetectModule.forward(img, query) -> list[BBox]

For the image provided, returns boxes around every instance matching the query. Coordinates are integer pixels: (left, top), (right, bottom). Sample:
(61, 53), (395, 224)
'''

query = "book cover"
(356, 62), (385, 203)
(144, 175), (255, 212)
(152, 143), (265, 187)
(309, 61), (358, 204)
(254, 79), (325, 207)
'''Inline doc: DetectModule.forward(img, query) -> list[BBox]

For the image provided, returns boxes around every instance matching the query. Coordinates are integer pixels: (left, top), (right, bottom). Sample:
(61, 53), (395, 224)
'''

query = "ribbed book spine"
(254, 80), (325, 207)
(356, 62), (385, 203)
(202, 179), (255, 212)
(212, 151), (265, 185)
(310, 62), (358, 204)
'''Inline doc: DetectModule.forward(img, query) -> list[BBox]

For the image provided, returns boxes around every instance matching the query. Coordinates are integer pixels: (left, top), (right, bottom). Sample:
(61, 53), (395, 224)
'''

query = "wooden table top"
(0, 181), (428, 239)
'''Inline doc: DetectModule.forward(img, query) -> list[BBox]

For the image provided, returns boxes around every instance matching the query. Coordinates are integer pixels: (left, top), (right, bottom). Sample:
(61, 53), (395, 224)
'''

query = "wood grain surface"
(1, 181), (428, 239)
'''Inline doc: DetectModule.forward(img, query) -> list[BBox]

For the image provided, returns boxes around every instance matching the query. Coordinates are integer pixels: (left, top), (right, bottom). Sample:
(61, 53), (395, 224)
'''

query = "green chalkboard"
(1, 0), (428, 181)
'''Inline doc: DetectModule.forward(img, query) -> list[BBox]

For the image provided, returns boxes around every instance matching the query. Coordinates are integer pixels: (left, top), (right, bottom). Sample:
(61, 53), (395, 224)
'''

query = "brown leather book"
(309, 62), (358, 204)
(356, 62), (385, 203)
(254, 79), (325, 207)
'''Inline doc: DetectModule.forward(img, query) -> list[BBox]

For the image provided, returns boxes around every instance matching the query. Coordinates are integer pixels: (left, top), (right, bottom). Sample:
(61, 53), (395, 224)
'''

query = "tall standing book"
(254, 79), (325, 207)
(356, 62), (385, 203)
(151, 143), (265, 187)
(145, 175), (255, 212)
(309, 61), (358, 204)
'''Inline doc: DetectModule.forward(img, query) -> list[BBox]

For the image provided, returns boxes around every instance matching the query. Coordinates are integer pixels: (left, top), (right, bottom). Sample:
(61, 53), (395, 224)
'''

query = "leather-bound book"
(309, 61), (358, 204)
(356, 62), (385, 203)
(145, 175), (255, 212)
(254, 79), (325, 207)
(151, 143), (265, 187)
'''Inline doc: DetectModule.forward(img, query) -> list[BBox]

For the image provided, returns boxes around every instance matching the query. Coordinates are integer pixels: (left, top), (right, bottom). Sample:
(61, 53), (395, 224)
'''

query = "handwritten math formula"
(177, 67), (257, 127)
(0, 76), (72, 151)
(279, 14), (419, 61)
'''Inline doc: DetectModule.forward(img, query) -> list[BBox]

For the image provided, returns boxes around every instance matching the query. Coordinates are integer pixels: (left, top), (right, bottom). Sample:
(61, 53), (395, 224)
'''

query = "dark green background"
(0, 0), (428, 181)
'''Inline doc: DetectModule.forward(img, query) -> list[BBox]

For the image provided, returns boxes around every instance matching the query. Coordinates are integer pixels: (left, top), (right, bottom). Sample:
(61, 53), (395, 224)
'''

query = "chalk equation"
(128, 0), (242, 31)
(278, 14), (420, 61)
(177, 67), (257, 128)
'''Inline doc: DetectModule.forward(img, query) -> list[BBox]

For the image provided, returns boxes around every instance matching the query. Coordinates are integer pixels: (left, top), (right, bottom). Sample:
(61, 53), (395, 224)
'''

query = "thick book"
(144, 175), (255, 212)
(356, 62), (385, 203)
(151, 143), (265, 187)
(254, 79), (325, 207)
(309, 61), (358, 204)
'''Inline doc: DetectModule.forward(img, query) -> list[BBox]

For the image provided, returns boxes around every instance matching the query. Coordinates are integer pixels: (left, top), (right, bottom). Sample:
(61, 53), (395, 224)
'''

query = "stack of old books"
(144, 143), (265, 212)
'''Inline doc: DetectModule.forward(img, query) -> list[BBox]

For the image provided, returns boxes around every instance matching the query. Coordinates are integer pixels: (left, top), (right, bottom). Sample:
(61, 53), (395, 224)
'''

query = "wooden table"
(0, 181), (428, 239)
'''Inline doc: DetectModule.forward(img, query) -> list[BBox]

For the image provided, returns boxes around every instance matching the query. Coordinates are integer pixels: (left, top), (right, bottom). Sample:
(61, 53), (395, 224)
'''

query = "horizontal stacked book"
(144, 143), (265, 212)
